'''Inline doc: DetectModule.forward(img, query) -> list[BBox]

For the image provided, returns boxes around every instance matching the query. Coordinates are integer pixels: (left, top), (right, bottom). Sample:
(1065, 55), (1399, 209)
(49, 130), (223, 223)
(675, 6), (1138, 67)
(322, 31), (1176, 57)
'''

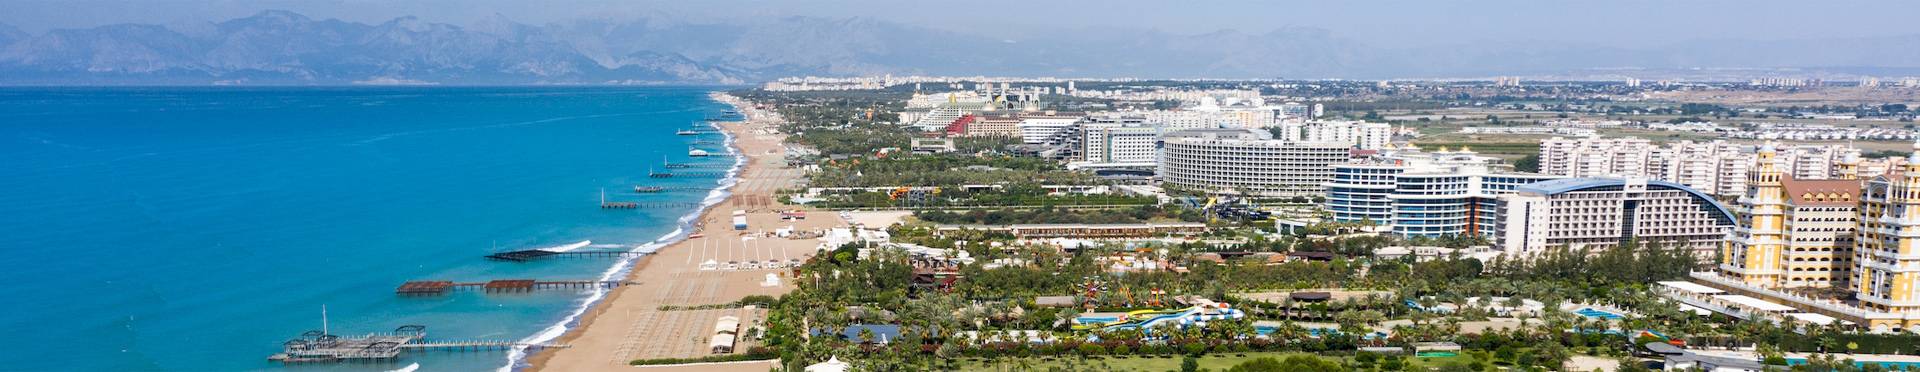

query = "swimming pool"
(1077, 316), (1120, 324)
(1574, 308), (1623, 320)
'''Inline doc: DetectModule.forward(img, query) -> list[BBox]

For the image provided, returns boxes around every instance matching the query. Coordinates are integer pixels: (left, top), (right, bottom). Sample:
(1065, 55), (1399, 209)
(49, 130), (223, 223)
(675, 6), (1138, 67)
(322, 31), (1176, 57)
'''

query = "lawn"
(951, 351), (1474, 371)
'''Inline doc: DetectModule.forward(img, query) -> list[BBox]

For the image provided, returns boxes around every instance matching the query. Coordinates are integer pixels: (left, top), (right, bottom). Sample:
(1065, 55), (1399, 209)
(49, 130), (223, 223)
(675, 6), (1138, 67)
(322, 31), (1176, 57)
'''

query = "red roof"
(945, 115), (976, 135)
(1781, 178), (1861, 207)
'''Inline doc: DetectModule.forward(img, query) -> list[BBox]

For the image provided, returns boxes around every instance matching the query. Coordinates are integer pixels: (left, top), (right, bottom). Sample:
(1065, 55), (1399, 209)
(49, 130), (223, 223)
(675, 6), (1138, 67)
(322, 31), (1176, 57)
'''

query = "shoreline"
(525, 91), (827, 371)
(512, 92), (749, 371)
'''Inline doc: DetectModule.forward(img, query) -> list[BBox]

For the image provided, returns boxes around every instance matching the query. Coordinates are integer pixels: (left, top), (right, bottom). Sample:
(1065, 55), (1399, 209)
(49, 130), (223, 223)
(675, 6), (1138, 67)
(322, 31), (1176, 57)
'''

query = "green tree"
(1514, 153), (1541, 173)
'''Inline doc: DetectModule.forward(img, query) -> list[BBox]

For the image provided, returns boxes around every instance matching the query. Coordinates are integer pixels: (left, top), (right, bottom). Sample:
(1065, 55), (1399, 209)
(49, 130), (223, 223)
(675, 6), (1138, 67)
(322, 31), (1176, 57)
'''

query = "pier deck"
(647, 171), (727, 178)
(270, 326), (570, 364)
(396, 279), (632, 296)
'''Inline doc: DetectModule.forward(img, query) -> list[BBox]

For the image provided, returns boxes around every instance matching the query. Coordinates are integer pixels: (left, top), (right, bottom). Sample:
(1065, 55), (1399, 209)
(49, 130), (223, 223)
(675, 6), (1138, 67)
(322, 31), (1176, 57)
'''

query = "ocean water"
(0, 87), (734, 371)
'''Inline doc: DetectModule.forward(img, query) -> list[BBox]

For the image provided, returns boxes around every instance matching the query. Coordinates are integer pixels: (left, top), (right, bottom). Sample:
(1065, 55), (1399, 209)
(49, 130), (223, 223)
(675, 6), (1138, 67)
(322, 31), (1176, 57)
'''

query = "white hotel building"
(1496, 177), (1737, 256)
(1538, 136), (1863, 196)
(1324, 147), (1563, 238)
(1159, 128), (1350, 197)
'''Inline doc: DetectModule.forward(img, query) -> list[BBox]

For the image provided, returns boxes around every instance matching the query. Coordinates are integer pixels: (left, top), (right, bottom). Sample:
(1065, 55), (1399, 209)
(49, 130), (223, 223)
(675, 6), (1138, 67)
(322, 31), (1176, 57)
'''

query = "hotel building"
(1324, 147), (1562, 238)
(1721, 145), (1862, 289)
(1495, 177), (1737, 256)
(1682, 145), (1920, 332)
(1016, 114), (1082, 144)
(1273, 120), (1393, 150)
(1853, 152), (1920, 317)
(1537, 136), (1862, 196)
(1159, 128), (1350, 197)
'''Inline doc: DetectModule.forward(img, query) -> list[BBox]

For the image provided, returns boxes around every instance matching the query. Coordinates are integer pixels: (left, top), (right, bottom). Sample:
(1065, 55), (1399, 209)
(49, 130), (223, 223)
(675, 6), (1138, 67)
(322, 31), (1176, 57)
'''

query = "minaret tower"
(1723, 142), (1788, 287)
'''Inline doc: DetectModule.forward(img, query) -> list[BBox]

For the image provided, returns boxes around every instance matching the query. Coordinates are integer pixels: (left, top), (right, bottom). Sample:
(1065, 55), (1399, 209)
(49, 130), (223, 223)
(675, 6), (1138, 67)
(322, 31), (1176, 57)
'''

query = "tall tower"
(1855, 141), (1920, 315)
(1723, 143), (1788, 287)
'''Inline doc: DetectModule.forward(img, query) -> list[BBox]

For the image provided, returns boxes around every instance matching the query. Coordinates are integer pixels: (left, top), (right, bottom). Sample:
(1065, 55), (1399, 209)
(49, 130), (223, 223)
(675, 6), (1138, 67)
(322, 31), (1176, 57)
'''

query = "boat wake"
(538, 240), (593, 253)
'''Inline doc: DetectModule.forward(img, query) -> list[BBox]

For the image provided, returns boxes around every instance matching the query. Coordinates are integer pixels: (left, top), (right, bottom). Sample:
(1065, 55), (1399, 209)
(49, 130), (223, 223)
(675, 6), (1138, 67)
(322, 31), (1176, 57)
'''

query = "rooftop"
(1781, 178), (1861, 207)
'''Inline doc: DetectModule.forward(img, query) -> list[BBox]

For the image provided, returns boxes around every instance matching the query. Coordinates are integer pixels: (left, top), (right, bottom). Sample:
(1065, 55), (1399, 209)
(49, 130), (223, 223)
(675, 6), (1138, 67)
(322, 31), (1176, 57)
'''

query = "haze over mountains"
(1, 10), (1917, 85)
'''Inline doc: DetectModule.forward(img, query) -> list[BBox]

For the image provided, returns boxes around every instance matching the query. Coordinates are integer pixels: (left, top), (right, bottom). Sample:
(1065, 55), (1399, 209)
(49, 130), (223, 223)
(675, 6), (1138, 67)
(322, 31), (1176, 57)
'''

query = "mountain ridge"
(1, 10), (1915, 85)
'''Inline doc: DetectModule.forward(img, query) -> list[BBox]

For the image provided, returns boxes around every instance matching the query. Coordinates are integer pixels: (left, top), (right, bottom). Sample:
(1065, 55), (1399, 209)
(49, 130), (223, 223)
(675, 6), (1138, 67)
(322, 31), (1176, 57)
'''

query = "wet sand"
(527, 93), (840, 371)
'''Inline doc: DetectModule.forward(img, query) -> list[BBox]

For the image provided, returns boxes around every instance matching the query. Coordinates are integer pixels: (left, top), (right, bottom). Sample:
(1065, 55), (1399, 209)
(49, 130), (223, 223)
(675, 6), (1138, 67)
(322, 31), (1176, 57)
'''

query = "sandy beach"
(527, 93), (840, 371)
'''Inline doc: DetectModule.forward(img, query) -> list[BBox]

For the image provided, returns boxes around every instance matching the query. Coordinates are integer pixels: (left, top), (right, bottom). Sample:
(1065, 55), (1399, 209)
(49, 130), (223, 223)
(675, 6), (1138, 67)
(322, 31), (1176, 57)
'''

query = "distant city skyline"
(6, 0), (1920, 49)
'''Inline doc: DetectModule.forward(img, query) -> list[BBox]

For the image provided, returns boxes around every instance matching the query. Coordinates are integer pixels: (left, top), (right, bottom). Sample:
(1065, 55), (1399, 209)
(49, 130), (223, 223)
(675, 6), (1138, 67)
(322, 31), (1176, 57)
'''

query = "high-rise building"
(1279, 120), (1392, 150)
(1496, 177), (1737, 256)
(1016, 115), (1081, 144)
(1675, 145), (1920, 332)
(1075, 117), (1161, 165)
(1720, 144), (1862, 288)
(1853, 148), (1920, 317)
(1325, 147), (1562, 238)
(1159, 128), (1350, 197)
(1538, 136), (1862, 196)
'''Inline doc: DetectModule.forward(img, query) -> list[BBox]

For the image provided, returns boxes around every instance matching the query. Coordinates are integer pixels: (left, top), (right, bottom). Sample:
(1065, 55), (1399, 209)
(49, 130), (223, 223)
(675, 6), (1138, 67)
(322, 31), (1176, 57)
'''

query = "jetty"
(596, 188), (701, 208)
(636, 185), (713, 192)
(648, 171), (728, 178)
(395, 279), (632, 296)
(270, 325), (569, 364)
(485, 249), (649, 262)
(663, 162), (732, 169)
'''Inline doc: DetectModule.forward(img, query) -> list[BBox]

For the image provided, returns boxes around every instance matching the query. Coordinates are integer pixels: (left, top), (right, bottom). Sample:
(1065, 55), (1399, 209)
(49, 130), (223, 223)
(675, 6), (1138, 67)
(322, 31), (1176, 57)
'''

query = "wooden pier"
(648, 171), (727, 178)
(396, 279), (632, 296)
(663, 163), (732, 169)
(634, 186), (714, 192)
(403, 339), (570, 351)
(269, 326), (425, 363)
(270, 325), (570, 364)
(485, 249), (649, 262)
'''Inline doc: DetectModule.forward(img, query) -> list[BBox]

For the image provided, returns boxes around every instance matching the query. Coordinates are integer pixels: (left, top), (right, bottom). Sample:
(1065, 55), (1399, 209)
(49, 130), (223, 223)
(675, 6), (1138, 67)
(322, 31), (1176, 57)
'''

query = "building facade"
(1271, 120), (1393, 150)
(1159, 128), (1350, 197)
(1017, 115), (1081, 144)
(1496, 177), (1737, 256)
(1324, 147), (1562, 238)
(1854, 153), (1920, 316)
(1721, 144), (1862, 289)
(1537, 136), (1865, 196)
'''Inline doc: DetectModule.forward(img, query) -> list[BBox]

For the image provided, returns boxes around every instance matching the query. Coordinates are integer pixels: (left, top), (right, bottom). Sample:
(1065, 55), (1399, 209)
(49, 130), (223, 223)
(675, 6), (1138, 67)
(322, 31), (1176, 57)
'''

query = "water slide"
(1081, 305), (1245, 332)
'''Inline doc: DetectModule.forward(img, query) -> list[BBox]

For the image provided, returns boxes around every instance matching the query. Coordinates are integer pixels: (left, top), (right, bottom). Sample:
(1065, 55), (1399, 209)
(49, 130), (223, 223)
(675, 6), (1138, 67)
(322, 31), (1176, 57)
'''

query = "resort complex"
(521, 77), (1920, 371)
(16, 3), (1920, 371)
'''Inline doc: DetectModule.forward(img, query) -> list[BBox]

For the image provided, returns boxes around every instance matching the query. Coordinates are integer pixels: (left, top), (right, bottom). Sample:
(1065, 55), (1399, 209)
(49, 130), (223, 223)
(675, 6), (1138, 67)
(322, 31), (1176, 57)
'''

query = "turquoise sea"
(0, 87), (734, 371)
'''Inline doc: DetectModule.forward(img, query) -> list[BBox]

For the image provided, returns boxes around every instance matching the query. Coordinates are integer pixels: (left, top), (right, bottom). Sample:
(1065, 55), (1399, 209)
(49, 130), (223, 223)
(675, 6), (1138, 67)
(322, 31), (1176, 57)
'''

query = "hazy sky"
(6, 0), (1919, 48)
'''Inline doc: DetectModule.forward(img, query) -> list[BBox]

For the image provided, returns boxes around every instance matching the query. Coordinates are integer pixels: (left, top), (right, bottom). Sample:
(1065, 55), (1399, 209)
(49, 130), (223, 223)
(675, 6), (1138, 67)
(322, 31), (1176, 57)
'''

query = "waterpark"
(1071, 300), (1246, 333)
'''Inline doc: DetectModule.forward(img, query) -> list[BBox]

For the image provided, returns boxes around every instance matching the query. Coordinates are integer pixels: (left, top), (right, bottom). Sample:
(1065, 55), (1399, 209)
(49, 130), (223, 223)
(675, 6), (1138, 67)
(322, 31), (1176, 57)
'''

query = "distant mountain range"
(2, 10), (1918, 85)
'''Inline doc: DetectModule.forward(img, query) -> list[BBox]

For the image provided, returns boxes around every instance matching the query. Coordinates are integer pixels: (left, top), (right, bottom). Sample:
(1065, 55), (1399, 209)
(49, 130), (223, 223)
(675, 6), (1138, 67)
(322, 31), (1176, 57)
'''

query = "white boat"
(688, 148), (710, 157)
